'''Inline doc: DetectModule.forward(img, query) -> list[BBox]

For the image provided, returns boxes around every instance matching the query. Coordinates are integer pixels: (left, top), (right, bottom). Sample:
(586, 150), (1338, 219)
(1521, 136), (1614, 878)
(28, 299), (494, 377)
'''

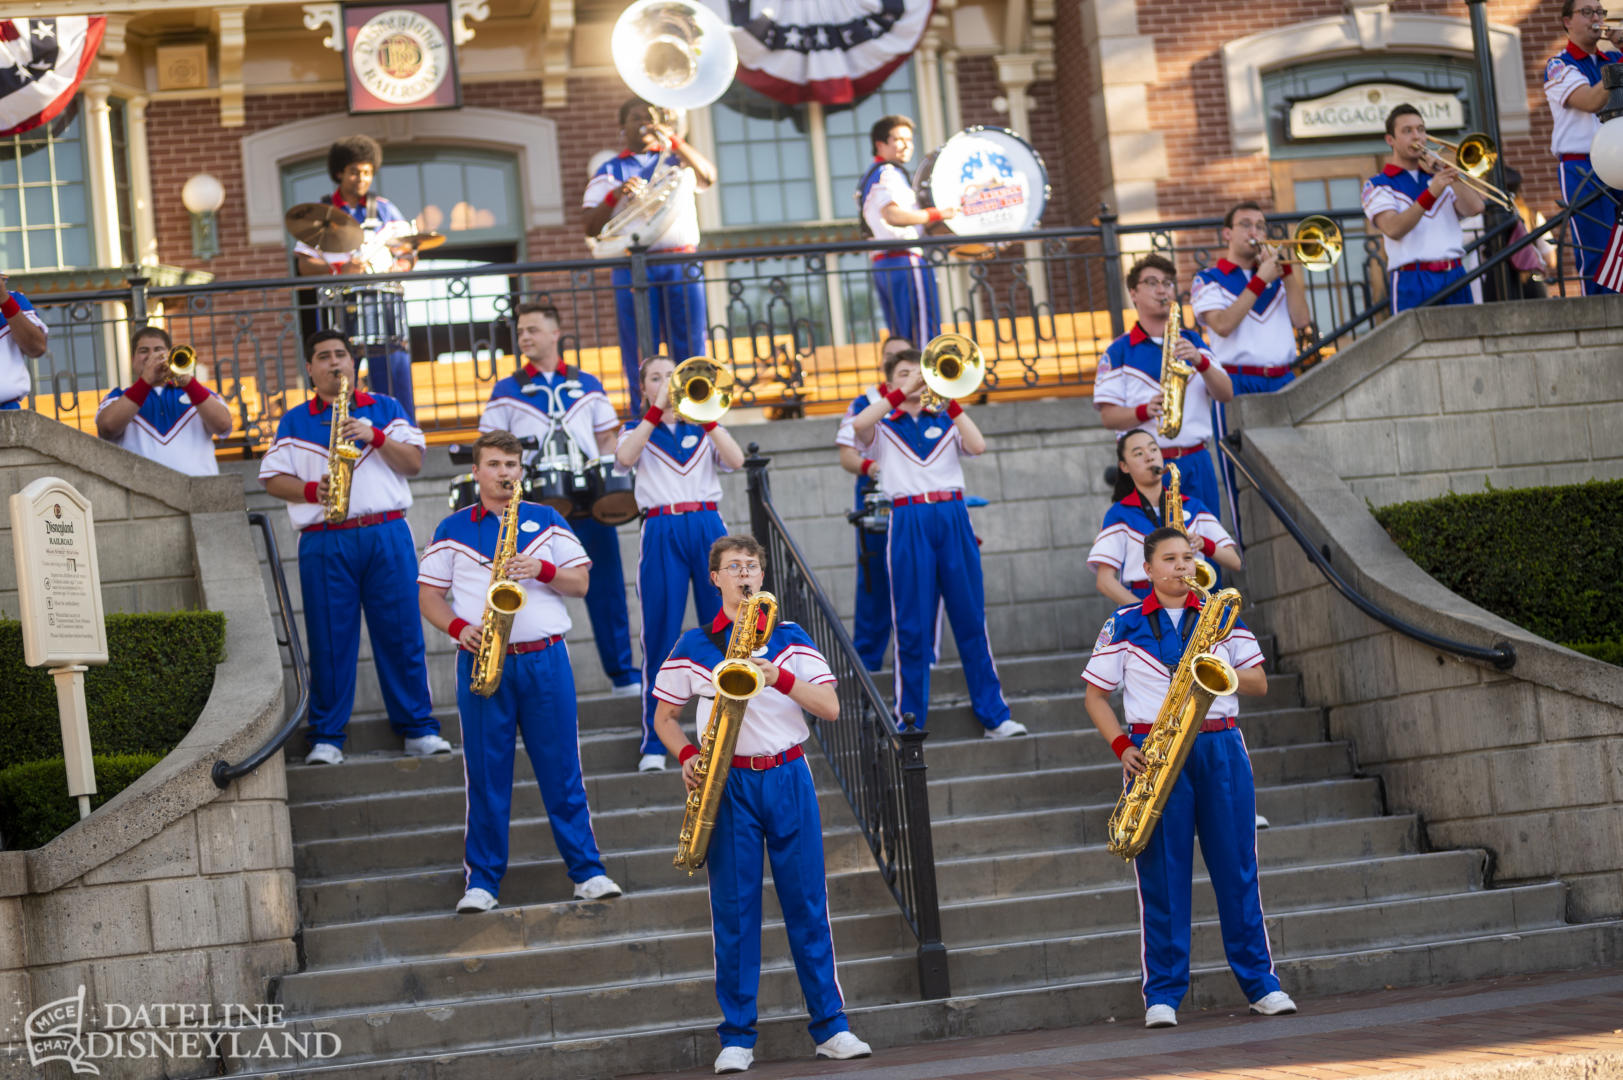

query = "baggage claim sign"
(343, 1), (463, 114)
(1288, 83), (1463, 140)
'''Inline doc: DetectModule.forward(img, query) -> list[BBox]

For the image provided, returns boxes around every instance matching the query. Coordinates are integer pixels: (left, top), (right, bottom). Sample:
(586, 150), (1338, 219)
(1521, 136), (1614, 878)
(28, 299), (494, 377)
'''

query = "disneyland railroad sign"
(343, 1), (463, 114)
(1288, 84), (1464, 140)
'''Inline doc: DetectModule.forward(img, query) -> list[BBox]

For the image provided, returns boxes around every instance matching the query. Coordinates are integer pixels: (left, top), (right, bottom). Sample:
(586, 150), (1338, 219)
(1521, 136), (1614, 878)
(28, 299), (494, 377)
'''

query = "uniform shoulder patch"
(1094, 616), (1116, 651)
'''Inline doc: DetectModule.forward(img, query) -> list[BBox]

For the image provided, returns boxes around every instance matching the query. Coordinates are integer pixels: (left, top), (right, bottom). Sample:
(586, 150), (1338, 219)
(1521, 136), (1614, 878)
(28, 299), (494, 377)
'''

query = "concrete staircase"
(235, 645), (1623, 1078)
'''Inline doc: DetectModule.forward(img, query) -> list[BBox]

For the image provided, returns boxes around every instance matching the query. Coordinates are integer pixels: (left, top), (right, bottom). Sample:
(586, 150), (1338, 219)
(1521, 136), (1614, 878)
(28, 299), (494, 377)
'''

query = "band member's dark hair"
(619, 97), (655, 125)
(1562, 0), (1578, 18)
(473, 429), (524, 465)
(1113, 429), (1158, 502)
(514, 301), (562, 325)
(708, 534), (768, 574)
(1126, 254), (1177, 292)
(327, 135), (382, 183)
(1143, 525), (1191, 564)
(305, 328), (353, 361)
(1384, 103), (1423, 137)
(130, 324), (172, 351)
(870, 114), (915, 154)
(1222, 200), (1265, 230)
(882, 347), (921, 385)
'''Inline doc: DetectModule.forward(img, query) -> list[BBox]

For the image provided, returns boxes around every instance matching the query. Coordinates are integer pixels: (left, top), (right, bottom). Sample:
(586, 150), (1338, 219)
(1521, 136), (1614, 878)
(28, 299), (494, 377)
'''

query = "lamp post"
(181, 173), (225, 260)
(1465, 0), (1512, 301)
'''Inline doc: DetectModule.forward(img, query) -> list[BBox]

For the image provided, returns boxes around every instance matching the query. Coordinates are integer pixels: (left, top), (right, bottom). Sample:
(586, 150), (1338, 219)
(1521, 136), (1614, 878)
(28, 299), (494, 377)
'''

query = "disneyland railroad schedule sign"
(1288, 83), (1464, 140)
(343, 1), (462, 114)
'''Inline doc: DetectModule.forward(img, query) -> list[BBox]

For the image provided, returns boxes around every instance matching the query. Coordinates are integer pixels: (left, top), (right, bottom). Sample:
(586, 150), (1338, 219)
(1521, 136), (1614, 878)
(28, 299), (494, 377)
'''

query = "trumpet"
(919, 333), (985, 412)
(1252, 216), (1343, 272)
(1421, 133), (1515, 210)
(669, 356), (734, 424)
(168, 344), (197, 383)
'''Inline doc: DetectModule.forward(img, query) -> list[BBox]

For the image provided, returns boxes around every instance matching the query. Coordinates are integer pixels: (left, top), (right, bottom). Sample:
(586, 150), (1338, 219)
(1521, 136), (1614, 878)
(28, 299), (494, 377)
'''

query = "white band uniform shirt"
(1087, 492), (1235, 590)
(583, 151), (701, 253)
(1545, 40), (1623, 295)
(0, 292), (47, 405)
(1360, 167), (1465, 266)
(859, 162), (924, 251)
(864, 406), (969, 498)
(619, 420), (731, 509)
(258, 391), (424, 531)
(1189, 262), (1296, 372)
(860, 161), (941, 346)
(96, 384), (223, 476)
(834, 384), (887, 453)
(1093, 325), (1218, 451)
(1545, 41), (1623, 154)
(835, 383), (894, 672)
(1083, 594), (1263, 723)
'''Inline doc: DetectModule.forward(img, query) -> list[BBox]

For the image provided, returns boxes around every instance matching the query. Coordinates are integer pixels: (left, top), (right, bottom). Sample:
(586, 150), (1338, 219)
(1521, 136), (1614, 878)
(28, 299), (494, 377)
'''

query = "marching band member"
(849, 348), (1023, 736)
(0, 273), (48, 409)
(1082, 525), (1296, 1029)
(95, 326), (232, 475)
(1089, 430), (1240, 607)
(258, 329), (447, 765)
(582, 99), (718, 415)
(1362, 105), (1486, 313)
(1094, 255), (1233, 518)
(481, 302), (640, 696)
(418, 430), (622, 913)
(651, 534), (871, 1074)
(858, 115), (954, 347)
(615, 356), (746, 772)
(1544, 1), (1623, 294)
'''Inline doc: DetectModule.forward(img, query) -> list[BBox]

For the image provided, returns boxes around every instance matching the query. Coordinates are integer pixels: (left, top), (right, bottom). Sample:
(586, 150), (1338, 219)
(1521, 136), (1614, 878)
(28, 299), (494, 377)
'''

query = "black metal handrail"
(1218, 438), (1516, 670)
(743, 446), (949, 1000)
(212, 512), (311, 787)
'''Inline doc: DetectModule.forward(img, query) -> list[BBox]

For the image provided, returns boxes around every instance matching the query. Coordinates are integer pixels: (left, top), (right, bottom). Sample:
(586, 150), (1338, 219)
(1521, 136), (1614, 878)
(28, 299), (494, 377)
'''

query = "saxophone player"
(418, 430), (621, 913)
(1082, 526), (1295, 1029)
(259, 329), (446, 765)
(650, 535), (870, 1074)
(1093, 255), (1233, 518)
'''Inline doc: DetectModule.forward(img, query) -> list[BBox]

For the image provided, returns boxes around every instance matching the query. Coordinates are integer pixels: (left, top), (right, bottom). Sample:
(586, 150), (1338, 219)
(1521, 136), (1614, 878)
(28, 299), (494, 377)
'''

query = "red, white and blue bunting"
(702, 0), (933, 106)
(0, 17), (105, 138)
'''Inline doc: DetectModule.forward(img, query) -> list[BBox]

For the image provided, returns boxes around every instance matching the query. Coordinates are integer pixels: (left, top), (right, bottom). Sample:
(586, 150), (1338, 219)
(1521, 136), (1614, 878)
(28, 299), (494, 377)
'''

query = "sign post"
(10, 477), (109, 820)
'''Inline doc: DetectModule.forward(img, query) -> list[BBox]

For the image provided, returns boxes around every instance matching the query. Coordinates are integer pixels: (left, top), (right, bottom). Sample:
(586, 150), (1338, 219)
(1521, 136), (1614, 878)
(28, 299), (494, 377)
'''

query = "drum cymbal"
(396, 231), (446, 251)
(284, 203), (363, 252)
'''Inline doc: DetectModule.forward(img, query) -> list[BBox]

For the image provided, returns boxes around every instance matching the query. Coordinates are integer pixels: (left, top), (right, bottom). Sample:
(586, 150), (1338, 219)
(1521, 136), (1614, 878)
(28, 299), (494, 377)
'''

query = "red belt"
(460, 633), (563, 656)
(655, 245), (698, 254)
(1395, 259), (1462, 273)
(1562, 154), (1591, 162)
(1230, 365), (1291, 378)
(1129, 717), (1236, 735)
(892, 490), (963, 507)
(1159, 445), (1205, 460)
(731, 744), (804, 771)
(302, 509), (404, 533)
(873, 250), (921, 261)
(645, 501), (718, 517)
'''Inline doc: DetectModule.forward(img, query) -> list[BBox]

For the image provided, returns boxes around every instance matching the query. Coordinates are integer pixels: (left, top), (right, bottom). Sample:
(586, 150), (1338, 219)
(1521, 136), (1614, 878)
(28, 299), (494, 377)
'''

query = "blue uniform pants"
(298, 518), (436, 748)
(1561, 157), (1619, 296)
(851, 476), (891, 672)
(1389, 264), (1473, 314)
(1129, 726), (1281, 1010)
(364, 348), (416, 423)
(571, 515), (638, 688)
(637, 508), (727, 754)
(613, 259), (709, 415)
(456, 645), (606, 895)
(871, 253), (940, 347)
(1164, 445), (1222, 535)
(886, 500), (1009, 729)
(707, 757), (850, 1049)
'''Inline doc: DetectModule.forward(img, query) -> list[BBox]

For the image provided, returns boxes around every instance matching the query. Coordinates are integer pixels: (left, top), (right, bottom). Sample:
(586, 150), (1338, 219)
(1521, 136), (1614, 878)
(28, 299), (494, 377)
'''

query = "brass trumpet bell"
(168, 343), (197, 382)
(669, 356), (734, 424)
(920, 333), (985, 408)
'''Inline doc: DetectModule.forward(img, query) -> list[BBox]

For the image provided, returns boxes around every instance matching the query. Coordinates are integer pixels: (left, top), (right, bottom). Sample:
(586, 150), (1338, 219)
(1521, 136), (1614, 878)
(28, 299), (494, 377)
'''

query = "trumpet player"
(650, 535), (869, 1074)
(418, 430), (621, 913)
(1082, 526), (1293, 1029)
(259, 329), (445, 765)
(96, 326), (232, 475)
(1192, 203), (1310, 397)
(1362, 105), (1485, 313)
(1545, 1), (1623, 295)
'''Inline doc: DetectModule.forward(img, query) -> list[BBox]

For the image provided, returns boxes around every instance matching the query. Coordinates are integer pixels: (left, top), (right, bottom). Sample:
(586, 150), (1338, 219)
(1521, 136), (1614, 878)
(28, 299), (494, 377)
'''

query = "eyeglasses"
(720, 561), (762, 576)
(1138, 277), (1177, 290)
(1577, 6), (1607, 17)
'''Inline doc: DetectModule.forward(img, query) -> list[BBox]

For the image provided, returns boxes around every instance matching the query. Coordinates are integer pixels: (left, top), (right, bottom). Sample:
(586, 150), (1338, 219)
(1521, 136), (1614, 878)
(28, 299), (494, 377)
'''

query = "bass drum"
(527, 461), (576, 518)
(915, 127), (1050, 260)
(585, 457), (639, 525)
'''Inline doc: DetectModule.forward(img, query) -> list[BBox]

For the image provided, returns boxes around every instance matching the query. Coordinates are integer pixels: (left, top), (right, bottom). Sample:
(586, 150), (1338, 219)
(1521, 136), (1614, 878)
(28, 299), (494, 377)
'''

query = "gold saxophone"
(470, 483), (529, 697)
(674, 589), (779, 874)
(1157, 301), (1194, 441)
(323, 373), (365, 524)
(1162, 463), (1217, 591)
(1106, 578), (1243, 861)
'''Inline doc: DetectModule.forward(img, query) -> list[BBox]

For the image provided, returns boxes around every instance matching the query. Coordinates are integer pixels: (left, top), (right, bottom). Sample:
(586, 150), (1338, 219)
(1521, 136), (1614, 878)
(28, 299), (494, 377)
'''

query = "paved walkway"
(635, 969), (1623, 1080)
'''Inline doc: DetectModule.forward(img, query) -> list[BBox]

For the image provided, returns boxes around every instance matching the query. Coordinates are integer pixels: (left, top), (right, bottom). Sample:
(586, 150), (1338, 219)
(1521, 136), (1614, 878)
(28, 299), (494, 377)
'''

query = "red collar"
(1382, 164), (1407, 177)
(308, 389), (375, 414)
(1216, 258), (1252, 274)
(470, 499), (513, 523)
(873, 154), (887, 164)
(1142, 589), (1203, 616)
(1120, 489), (1186, 509)
(523, 360), (567, 379)
(1129, 322), (1161, 346)
(711, 607), (770, 634)
(1567, 39), (1603, 60)
(332, 187), (361, 209)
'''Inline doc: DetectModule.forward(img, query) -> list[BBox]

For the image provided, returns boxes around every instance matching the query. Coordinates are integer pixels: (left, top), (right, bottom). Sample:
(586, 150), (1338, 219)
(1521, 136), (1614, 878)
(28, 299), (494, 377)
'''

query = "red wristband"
(678, 744), (699, 765)
(1202, 536), (1218, 557)
(303, 481), (320, 504)
(448, 618), (471, 642)
(945, 400), (963, 419)
(1194, 354), (1210, 373)
(668, 134), (685, 151)
(123, 380), (151, 407)
(1416, 188), (1438, 211)
(369, 424), (387, 448)
(1246, 275), (1267, 297)
(702, 421), (718, 432)
(925, 207), (945, 224)
(859, 458), (875, 476)
(1281, 263), (1293, 277)
(643, 406), (664, 425)
(885, 387), (906, 408)
(604, 191), (619, 209)
(772, 667), (796, 695)
(0, 295), (19, 319)
(1135, 403), (1151, 423)
(183, 377), (210, 405)
(1111, 734), (1134, 760)
(537, 560), (557, 583)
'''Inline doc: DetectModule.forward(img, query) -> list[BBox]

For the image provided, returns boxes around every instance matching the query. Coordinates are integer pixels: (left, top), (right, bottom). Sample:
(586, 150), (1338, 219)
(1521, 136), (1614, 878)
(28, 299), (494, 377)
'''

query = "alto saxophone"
(1162, 463), (1216, 591)
(469, 483), (529, 697)
(1106, 578), (1243, 860)
(674, 590), (780, 874)
(323, 374), (365, 524)
(1157, 301), (1194, 440)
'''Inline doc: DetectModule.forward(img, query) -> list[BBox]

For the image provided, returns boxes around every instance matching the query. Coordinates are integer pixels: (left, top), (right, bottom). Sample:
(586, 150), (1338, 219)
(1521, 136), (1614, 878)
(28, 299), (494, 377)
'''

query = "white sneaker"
(983, 719), (1029, 739)
(1250, 990), (1297, 1016)
(638, 753), (667, 772)
(304, 743), (344, 765)
(403, 734), (452, 757)
(611, 682), (643, 698)
(1255, 812), (1271, 829)
(573, 874), (623, 901)
(714, 1046), (753, 1073)
(815, 1030), (872, 1060)
(1145, 1004), (1178, 1028)
(455, 887), (497, 913)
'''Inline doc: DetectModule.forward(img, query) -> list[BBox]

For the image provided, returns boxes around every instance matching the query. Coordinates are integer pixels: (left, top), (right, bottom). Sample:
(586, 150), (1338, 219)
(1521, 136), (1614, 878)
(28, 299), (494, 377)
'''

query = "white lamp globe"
(181, 173), (226, 215)
(1591, 118), (1623, 189)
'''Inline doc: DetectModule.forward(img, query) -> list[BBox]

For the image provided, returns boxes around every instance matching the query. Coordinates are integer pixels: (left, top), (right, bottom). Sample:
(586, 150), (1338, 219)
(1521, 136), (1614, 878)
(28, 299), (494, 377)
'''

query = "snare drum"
(586, 457), (639, 525)
(321, 283), (408, 349)
(915, 127), (1050, 260)
(527, 460), (576, 518)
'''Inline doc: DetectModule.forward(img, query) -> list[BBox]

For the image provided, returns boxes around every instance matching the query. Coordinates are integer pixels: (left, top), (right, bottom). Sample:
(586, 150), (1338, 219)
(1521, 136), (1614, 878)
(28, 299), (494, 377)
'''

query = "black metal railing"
(1218, 439), (1516, 670)
(744, 445), (949, 1000)
(212, 511), (311, 788)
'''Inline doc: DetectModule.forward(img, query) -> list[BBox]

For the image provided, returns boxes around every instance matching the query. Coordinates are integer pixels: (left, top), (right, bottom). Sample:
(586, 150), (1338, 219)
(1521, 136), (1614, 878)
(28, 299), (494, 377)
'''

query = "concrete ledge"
(1378, 1054), (1623, 1080)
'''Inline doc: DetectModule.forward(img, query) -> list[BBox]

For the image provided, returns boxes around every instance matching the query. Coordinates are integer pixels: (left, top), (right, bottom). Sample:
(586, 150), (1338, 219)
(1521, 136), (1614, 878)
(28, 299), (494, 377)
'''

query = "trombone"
(1422, 132), (1515, 210)
(1254, 215), (1343, 272)
(919, 333), (986, 411)
(669, 356), (734, 424)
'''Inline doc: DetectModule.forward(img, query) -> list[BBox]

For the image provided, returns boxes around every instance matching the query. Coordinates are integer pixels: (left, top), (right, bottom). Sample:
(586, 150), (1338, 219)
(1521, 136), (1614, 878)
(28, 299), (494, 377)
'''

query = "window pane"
(24, 185), (56, 223)
(1293, 179), (1328, 213)
(19, 145), (51, 184)
(55, 182), (85, 224)
(1327, 176), (1362, 210)
(383, 165), (422, 222)
(59, 225), (90, 267)
(27, 228), (57, 268)
(0, 231), (21, 268)
(713, 84), (808, 226)
(0, 187), (17, 229)
(53, 142), (83, 182)
(0, 151), (14, 186)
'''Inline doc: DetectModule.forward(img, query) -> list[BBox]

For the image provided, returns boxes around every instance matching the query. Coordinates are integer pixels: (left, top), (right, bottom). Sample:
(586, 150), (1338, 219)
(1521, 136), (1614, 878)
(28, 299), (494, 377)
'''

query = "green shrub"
(0, 753), (165, 849)
(1374, 480), (1622, 661)
(0, 612), (226, 771)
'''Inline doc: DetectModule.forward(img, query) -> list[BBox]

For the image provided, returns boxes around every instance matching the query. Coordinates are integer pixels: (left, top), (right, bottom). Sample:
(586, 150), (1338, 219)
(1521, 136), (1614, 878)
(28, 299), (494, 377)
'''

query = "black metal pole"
(629, 246), (656, 384)
(1466, 0), (1513, 302)
(895, 726), (950, 999)
(743, 443), (776, 594)
(1098, 204), (1126, 339)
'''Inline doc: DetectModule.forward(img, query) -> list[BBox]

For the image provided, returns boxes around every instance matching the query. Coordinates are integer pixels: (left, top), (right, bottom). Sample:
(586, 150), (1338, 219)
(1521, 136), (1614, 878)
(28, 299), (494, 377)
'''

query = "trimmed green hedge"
(1374, 479), (1622, 662)
(0, 612), (226, 772)
(0, 753), (165, 849)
